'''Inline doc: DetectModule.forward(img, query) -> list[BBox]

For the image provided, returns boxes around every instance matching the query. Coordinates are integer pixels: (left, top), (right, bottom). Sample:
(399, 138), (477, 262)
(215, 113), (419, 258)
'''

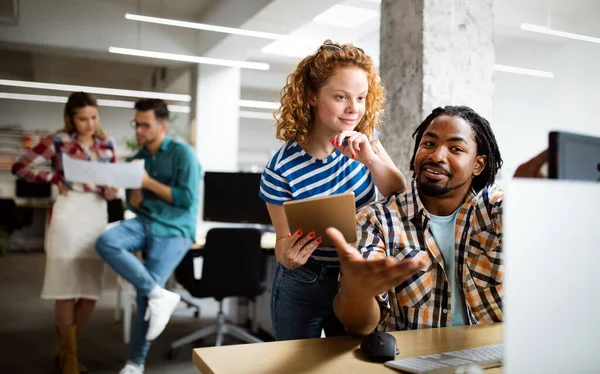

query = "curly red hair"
(274, 40), (385, 145)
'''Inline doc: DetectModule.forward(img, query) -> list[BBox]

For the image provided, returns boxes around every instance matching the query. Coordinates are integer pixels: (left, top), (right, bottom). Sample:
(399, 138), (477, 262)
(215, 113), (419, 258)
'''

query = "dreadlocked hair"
(409, 106), (503, 192)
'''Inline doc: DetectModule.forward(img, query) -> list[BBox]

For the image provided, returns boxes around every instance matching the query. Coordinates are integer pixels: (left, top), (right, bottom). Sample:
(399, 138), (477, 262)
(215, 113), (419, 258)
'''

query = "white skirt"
(41, 191), (108, 300)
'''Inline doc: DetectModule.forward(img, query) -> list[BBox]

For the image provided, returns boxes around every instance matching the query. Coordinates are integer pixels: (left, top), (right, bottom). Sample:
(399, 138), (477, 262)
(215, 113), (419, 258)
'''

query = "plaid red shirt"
(11, 132), (116, 194)
(355, 179), (503, 331)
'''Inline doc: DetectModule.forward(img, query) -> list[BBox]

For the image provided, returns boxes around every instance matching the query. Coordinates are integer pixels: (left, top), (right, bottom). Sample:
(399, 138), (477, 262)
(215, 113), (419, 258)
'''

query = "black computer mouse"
(360, 332), (399, 362)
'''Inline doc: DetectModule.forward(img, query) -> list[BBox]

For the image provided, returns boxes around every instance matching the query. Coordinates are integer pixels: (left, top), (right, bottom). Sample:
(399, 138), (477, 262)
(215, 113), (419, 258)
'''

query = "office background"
(0, 0), (598, 184)
(0, 0), (599, 373)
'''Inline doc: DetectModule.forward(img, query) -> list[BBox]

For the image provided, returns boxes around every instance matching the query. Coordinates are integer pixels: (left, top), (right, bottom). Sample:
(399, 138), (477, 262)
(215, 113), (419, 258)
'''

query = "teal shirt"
(428, 209), (468, 326)
(127, 137), (201, 241)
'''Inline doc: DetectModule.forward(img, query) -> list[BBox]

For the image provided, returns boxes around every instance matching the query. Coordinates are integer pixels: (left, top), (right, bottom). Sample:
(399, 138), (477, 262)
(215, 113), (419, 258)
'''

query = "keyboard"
(384, 344), (503, 374)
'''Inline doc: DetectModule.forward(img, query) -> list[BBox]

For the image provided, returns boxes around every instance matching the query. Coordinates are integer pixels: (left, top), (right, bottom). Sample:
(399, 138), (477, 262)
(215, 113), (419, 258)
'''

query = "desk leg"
(249, 299), (258, 334)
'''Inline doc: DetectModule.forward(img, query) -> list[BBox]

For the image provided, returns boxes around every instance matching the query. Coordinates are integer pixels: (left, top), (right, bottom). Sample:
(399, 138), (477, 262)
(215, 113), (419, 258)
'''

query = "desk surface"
(192, 323), (503, 374)
(15, 200), (54, 209)
(191, 231), (277, 250)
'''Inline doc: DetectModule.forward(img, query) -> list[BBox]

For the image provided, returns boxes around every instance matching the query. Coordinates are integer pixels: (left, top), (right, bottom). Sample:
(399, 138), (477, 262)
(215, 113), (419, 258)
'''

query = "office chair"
(169, 227), (266, 355)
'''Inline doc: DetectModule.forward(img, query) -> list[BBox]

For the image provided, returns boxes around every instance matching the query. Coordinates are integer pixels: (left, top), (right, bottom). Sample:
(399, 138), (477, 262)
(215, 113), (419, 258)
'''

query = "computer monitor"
(15, 179), (51, 198)
(548, 131), (600, 182)
(203, 172), (272, 225)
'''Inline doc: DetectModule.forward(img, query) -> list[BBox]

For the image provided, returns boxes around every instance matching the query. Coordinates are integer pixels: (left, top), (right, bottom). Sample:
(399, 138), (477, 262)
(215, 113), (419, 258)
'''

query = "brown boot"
(54, 322), (88, 373)
(55, 342), (88, 372)
(57, 325), (80, 374)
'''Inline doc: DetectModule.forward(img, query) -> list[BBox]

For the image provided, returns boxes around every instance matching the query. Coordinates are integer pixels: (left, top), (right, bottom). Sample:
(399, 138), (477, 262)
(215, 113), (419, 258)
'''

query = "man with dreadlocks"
(328, 105), (506, 335)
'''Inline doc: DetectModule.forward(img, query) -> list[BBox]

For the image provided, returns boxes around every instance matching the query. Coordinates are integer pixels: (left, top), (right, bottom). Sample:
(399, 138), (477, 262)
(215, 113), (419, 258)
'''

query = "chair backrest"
(177, 227), (265, 301)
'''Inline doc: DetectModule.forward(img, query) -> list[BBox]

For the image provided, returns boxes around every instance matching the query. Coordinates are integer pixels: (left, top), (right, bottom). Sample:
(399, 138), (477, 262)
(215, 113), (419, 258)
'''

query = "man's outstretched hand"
(326, 227), (427, 299)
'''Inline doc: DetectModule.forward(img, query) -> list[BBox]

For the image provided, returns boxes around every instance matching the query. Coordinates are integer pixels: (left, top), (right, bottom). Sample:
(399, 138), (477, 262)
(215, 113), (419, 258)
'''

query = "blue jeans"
(271, 261), (346, 340)
(95, 217), (191, 365)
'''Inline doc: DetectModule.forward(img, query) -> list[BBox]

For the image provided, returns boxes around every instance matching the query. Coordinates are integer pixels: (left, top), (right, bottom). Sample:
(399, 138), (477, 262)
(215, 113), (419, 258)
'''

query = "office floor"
(0, 252), (272, 374)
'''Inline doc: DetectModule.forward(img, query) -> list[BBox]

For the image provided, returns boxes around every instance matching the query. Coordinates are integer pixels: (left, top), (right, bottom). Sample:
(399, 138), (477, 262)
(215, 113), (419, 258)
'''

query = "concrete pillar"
(380, 0), (495, 174)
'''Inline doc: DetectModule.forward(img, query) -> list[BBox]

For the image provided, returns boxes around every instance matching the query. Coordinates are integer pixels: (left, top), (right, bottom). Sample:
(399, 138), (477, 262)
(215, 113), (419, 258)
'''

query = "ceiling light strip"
(0, 92), (67, 103)
(239, 110), (275, 120)
(1, 93), (273, 115)
(0, 79), (190, 102)
(109, 47), (270, 71)
(125, 13), (287, 40)
(0, 92), (191, 113)
(493, 64), (554, 78)
(521, 23), (600, 44)
(238, 99), (279, 110)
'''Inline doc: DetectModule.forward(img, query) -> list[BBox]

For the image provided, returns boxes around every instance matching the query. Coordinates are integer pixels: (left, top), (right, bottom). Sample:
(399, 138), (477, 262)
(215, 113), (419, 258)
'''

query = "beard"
(417, 162), (452, 197)
(416, 162), (470, 198)
(418, 177), (471, 198)
(418, 181), (454, 197)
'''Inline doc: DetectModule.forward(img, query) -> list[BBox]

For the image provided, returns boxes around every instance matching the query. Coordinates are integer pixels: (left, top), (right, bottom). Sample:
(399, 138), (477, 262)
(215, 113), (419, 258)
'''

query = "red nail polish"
(351, 153), (355, 158)
(310, 232), (315, 238)
(297, 230), (303, 236)
(316, 237), (322, 243)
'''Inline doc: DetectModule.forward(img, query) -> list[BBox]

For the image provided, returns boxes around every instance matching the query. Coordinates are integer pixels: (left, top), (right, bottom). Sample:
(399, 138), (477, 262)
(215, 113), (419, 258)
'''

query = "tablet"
(283, 192), (357, 247)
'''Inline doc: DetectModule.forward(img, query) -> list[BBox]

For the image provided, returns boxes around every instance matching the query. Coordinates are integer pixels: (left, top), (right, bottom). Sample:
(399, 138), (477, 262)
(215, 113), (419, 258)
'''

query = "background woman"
(12, 92), (117, 373)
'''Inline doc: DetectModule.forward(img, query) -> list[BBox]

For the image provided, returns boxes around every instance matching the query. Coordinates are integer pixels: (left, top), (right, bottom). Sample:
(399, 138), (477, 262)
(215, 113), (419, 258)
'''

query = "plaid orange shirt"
(11, 132), (116, 194)
(355, 179), (503, 331)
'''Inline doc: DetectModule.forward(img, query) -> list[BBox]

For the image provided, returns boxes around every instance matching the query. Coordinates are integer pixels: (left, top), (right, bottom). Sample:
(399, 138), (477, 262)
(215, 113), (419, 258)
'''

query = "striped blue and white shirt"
(259, 141), (376, 263)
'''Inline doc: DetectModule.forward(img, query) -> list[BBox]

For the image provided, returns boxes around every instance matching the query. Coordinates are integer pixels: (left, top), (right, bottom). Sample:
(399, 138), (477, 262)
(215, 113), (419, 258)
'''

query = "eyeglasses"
(129, 120), (158, 130)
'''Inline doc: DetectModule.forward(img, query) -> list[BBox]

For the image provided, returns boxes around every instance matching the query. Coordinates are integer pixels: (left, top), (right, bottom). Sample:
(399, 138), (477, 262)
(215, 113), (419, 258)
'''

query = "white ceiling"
(0, 0), (599, 95)
(89, 0), (215, 17)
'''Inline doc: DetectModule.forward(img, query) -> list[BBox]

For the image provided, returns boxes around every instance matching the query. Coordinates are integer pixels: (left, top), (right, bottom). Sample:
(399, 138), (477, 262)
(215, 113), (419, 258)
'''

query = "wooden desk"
(15, 200), (54, 209)
(192, 324), (502, 374)
(191, 231), (276, 250)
